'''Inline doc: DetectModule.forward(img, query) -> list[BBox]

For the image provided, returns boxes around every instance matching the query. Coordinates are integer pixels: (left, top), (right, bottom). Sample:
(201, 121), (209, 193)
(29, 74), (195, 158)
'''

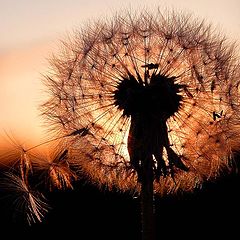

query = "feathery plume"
(41, 9), (240, 194)
(0, 172), (49, 225)
(34, 146), (77, 191)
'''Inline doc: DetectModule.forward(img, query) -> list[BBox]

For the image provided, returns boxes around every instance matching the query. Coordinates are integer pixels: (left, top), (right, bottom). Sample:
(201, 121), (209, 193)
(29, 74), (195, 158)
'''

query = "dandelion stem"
(140, 155), (156, 240)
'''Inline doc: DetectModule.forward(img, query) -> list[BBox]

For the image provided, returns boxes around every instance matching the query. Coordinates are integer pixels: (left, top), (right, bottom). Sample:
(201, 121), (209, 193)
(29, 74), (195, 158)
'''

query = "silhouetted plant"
(1, 7), (240, 239)
(40, 8), (240, 240)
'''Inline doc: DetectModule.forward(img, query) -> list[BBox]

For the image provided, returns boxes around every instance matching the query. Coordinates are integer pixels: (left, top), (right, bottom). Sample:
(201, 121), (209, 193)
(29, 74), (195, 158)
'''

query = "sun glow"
(0, 41), (55, 150)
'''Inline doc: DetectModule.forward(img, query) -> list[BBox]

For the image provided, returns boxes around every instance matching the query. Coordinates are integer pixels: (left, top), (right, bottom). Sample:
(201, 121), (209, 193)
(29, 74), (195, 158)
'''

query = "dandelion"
(0, 134), (77, 225)
(0, 172), (49, 225)
(0, 132), (34, 185)
(0, 133), (77, 224)
(41, 8), (240, 240)
(34, 146), (77, 191)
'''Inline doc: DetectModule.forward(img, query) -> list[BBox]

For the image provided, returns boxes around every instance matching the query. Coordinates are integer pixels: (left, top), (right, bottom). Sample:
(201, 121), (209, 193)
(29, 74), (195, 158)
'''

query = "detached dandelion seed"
(41, 8), (240, 240)
(0, 172), (49, 225)
(35, 147), (77, 191)
(0, 132), (34, 185)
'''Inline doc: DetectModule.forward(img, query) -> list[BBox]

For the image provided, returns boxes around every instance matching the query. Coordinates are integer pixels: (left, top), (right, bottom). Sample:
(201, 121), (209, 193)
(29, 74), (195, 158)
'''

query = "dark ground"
(0, 164), (240, 240)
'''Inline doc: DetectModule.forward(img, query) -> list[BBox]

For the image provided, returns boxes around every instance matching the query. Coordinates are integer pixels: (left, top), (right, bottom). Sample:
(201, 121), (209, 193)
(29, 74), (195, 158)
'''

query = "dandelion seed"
(34, 147), (77, 191)
(0, 172), (49, 225)
(0, 132), (34, 185)
(68, 128), (91, 137)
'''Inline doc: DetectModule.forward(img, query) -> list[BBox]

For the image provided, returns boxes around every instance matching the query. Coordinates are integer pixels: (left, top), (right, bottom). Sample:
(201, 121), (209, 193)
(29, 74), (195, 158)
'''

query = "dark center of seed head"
(114, 73), (182, 118)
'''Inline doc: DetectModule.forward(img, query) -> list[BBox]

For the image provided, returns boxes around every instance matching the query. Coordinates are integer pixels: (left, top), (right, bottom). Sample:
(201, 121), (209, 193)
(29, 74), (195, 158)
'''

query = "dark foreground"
(0, 166), (239, 240)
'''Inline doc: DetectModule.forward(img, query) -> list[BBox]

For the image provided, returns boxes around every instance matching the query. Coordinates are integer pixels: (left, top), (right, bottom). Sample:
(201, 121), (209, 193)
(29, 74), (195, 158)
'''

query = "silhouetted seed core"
(114, 73), (182, 118)
(114, 72), (189, 179)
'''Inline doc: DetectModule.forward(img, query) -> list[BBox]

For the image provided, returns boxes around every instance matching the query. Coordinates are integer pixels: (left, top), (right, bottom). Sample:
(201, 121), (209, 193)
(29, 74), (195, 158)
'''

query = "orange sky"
(0, 40), (55, 147)
(0, 0), (239, 151)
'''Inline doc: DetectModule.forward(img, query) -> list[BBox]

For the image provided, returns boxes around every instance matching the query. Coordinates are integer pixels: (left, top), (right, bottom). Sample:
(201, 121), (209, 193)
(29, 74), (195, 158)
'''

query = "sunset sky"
(0, 0), (239, 148)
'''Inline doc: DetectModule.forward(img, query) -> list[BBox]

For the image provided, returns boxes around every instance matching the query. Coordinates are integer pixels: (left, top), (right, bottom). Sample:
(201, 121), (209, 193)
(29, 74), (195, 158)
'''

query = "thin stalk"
(140, 155), (156, 240)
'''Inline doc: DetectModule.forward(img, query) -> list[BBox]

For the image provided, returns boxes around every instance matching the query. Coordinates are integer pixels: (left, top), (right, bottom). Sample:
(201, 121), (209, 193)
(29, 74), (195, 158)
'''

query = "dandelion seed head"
(41, 8), (240, 195)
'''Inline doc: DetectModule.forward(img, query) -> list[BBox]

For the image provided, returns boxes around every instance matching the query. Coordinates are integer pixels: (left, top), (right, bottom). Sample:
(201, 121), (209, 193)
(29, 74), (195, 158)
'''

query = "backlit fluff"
(41, 9), (240, 195)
